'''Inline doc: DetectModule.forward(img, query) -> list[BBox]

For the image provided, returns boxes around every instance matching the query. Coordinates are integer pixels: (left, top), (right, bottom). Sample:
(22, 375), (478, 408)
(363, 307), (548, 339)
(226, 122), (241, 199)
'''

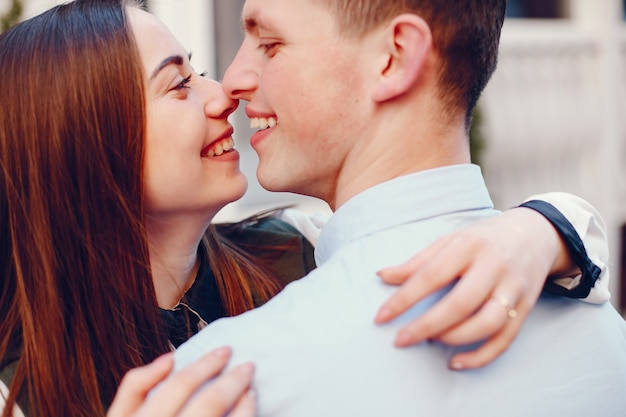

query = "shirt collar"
(314, 164), (493, 265)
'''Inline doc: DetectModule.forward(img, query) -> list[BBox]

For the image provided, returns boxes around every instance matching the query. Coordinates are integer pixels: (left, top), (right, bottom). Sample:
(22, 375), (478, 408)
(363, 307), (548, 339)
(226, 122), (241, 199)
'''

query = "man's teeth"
(250, 117), (277, 129)
(205, 137), (234, 157)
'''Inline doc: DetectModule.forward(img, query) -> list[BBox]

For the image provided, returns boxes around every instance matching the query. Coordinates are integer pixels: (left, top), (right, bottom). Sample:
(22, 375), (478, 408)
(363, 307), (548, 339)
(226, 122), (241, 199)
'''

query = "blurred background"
(2, 0), (625, 313)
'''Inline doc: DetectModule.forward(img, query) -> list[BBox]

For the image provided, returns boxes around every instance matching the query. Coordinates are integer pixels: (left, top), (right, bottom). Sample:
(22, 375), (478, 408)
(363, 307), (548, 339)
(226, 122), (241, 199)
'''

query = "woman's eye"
(173, 74), (192, 91)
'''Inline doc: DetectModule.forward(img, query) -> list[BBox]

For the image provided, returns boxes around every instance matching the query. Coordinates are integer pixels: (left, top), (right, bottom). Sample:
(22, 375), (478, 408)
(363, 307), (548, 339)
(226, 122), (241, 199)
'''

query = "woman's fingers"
(108, 346), (254, 417)
(107, 353), (174, 417)
(375, 208), (561, 369)
(225, 389), (257, 417)
(447, 309), (526, 369)
(391, 258), (502, 346)
(436, 294), (520, 345)
(136, 347), (233, 417)
(376, 234), (452, 286)
(178, 363), (256, 417)
(375, 234), (474, 324)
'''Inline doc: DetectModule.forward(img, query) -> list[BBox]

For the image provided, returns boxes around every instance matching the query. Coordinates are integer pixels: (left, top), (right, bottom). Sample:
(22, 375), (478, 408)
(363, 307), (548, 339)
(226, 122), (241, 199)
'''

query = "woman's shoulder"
(214, 208), (319, 283)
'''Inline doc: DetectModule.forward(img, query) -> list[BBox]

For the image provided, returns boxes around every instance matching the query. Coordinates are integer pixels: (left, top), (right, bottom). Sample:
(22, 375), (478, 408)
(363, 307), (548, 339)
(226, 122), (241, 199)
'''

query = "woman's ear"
(372, 14), (432, 103)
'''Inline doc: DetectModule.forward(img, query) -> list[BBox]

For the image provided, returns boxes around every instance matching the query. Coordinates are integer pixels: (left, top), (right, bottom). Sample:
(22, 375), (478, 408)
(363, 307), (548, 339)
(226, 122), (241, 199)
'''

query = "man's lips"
(245, 107), (278, 130)
(250, 116), (278, 130)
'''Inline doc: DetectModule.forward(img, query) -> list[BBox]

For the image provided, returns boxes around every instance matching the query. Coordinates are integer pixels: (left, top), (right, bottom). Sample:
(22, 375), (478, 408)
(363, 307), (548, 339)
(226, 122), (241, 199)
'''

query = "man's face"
(222, 0), (371, 206)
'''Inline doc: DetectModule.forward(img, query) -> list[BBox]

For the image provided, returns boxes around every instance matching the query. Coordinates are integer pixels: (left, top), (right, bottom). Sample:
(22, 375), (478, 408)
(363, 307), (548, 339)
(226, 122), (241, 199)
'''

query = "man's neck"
(331, 111), (470, 210)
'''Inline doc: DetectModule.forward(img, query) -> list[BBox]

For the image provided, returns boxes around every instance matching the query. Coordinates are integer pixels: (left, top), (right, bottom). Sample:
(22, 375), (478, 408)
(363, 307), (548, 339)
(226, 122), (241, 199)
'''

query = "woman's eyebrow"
(149, 52), (192, 80)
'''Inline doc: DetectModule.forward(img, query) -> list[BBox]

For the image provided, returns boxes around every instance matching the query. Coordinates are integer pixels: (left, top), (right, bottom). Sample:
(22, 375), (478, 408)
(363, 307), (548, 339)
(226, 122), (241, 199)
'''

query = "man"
(174, 0), (626, 415)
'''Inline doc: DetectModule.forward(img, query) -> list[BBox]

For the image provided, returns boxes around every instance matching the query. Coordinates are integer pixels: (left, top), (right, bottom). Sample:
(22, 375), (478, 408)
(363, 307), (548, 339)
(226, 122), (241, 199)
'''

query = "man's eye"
(260, 43), (280, 55)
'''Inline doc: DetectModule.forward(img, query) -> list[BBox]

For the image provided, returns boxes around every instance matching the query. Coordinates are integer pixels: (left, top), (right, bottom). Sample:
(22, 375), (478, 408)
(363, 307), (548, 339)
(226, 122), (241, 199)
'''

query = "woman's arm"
(277, 193), (608, 369)
(374, 192), (609, 369)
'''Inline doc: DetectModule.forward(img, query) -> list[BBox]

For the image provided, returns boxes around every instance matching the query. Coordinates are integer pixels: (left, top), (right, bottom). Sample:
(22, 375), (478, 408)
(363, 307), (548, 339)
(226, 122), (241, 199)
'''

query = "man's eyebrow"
(149, 52), (192, 80)
(241, 16), (258, 33)
(241, 11), (272, 34)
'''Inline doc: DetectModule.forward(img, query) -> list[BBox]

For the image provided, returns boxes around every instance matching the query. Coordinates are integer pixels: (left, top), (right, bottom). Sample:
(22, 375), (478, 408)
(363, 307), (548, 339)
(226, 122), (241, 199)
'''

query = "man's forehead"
(240, 0), (276, 32)
(240, 0), (322, 34)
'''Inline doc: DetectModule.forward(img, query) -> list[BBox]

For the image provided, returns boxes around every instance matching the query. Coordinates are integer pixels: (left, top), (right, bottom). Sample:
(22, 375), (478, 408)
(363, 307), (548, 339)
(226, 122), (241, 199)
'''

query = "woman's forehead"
(126, 7), (188, 73)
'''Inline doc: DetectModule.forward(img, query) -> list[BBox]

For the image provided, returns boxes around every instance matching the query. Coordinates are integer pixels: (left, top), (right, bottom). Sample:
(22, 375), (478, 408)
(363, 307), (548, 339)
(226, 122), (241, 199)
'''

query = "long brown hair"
(0, 0), (293, 415)
(0, 0), (168, 415)
(207, 210), (302, 316)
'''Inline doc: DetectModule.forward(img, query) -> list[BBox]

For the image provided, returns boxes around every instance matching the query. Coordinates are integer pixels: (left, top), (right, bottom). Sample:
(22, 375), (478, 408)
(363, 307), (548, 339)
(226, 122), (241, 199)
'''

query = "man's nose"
(222, 41), (258, 101)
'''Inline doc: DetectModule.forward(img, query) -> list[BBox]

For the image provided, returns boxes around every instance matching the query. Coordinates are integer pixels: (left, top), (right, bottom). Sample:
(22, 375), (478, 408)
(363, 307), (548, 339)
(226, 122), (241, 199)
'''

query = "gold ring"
(490, 295), (518, 319)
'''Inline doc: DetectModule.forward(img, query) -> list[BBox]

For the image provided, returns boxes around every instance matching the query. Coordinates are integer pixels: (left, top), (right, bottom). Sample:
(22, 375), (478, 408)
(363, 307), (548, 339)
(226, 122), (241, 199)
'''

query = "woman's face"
(128, 7), (247, 222)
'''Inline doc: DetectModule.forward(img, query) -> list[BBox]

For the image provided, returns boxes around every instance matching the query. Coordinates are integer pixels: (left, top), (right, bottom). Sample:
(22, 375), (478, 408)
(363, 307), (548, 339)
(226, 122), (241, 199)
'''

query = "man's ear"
(372, 14), (431, 102)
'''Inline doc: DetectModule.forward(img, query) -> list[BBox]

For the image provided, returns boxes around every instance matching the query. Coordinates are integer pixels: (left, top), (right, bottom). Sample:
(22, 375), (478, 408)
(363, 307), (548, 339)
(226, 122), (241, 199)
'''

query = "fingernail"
(212, 346), (232, 358)
(375, 306), (392, 323)
(152, 352), (173, 366)
(449, 361), (464, 371)
(395, 331), (412, 347)
(237, 362), (255, 376)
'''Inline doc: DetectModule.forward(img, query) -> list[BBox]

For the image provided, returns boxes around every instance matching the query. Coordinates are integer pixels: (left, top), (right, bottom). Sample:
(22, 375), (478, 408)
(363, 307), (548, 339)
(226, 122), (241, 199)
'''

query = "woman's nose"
(202, 78), (239, 119)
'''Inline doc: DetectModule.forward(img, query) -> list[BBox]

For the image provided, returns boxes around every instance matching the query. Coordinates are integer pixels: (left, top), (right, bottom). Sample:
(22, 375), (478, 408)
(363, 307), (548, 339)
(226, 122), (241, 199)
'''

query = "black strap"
(519, 200), (601, 298)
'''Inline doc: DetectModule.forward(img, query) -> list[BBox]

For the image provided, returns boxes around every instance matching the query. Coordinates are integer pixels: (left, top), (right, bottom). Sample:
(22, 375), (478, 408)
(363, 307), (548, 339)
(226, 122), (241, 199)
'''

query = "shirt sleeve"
(272, 208), (329, 248)
(519, 192), (610, 304)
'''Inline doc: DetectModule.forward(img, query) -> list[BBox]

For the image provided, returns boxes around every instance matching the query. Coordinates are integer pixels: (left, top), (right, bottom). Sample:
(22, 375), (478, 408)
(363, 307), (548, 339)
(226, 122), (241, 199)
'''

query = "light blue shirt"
(174, 164), (626, 417)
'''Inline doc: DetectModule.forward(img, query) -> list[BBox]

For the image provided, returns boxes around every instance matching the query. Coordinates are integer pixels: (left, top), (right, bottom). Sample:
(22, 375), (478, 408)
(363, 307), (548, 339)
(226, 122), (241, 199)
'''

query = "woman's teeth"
(204, 137), (234, 157)
(250, 117), (277, 129)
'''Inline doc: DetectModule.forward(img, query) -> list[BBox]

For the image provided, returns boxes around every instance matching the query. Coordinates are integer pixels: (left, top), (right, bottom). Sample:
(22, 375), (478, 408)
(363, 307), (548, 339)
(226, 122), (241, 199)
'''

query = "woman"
(0, 1), (609, 416)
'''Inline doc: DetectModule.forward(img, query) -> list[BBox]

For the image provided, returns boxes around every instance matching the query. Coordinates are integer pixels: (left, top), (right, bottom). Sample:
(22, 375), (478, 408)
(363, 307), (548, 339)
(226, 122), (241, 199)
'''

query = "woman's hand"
(375, 208), (576, 370)
(107, 347), (256, 417)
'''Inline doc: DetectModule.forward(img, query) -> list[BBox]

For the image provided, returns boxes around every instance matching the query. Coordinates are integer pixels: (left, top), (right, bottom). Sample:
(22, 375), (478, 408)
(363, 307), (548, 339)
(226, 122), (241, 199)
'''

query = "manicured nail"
(449, 361), (464, 371)
(152, 352), (174, 366)
(212, 346), (232, 358)
(377, 268), (394, 276)
(375, 306), (392, 323)
(236, 362), (255, 376)
(395, 331), (412, 346)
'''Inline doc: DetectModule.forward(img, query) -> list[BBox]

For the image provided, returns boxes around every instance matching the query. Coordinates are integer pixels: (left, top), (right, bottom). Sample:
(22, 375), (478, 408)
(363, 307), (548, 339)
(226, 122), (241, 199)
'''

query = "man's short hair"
(313, 0), (507, 127)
